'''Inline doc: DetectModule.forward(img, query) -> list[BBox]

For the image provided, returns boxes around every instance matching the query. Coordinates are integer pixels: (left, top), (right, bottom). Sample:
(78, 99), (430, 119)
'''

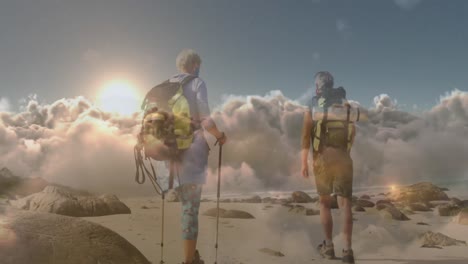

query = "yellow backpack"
(138, 75), (196, 161)
(311, 87), (355, 153)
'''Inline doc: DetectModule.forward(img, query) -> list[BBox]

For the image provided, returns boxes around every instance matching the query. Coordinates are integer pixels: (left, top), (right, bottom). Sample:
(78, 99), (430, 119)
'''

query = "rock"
(223, 210), (255, 219)
(203, 208), (226, 217)
(203, 208), (254, 219)
(220, 198), (231, 203)
(380, 206), (410, 221)
(165, 189), (179, 202)
(10, 185), (130, 217)
(0, 167), (49, 197)
(378, 193), (386, 196)
(291, 191), (313, 203)
(420, 231), (466, 247)
(428, 200), (451, 208)
(0, 209), (150, 264)
(288, 205), (319, 216)
(408, 203), (431, 212)
(436, 204), (461, 216)
(259, 248), (284, 257)
(417, 222), (430, 226)
(360, 195), (371, 200)
(376, 203), (390, 211)
(450, 197), (462, 206)
(455, 208), (468, 225)
(262, 197), (273, 203)
(391, 182), (449, 204)
(353, 206), (366, 212)
(460, 200), (468, 208)
(355, 199), (375, 208)
(243, 195), (262, 203)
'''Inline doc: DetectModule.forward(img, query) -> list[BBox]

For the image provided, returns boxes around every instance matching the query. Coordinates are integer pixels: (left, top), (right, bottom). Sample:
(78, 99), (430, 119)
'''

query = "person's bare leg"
(338, 196), (353, 250)
(319, 195), (333, 242)
(184, 240), (197, 263)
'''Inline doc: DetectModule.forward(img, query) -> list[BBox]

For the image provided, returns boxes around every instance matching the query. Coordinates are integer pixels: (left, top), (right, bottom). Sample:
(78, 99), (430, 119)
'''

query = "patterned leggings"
(177, 184), (203, 240)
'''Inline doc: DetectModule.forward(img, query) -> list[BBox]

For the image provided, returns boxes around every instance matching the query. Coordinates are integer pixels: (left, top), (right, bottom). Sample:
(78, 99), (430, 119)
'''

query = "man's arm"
(301, 110), (313, 178)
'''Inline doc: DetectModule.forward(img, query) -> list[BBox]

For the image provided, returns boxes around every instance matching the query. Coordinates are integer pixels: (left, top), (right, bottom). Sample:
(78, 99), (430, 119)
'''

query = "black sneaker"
(317, 240), (335, 259)
(342, 249), (355, 263)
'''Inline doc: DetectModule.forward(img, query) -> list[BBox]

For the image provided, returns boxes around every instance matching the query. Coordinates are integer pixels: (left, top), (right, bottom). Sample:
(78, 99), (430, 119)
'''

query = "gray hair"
(176, 49), (202, 72)
(315, 71), (334, 91)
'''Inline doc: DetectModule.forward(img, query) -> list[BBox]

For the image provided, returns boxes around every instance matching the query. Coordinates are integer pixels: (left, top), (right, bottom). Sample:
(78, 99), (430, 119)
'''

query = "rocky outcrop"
(0, 209), (150, 264)
(10, 185), (130, 217)
(391, 182), (449, 204)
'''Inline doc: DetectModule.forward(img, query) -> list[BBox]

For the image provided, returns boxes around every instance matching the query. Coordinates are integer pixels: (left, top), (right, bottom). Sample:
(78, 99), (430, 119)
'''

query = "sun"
(97, 80), (141, 115)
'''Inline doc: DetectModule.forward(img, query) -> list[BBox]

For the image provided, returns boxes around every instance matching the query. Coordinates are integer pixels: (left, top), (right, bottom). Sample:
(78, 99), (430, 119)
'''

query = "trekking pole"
(214, 140), (223, 264)
(160, 191), (165, 264)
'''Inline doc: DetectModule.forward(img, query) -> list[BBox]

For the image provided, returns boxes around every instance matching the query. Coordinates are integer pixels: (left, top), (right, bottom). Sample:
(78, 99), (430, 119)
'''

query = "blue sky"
(1, 0), (468, 111)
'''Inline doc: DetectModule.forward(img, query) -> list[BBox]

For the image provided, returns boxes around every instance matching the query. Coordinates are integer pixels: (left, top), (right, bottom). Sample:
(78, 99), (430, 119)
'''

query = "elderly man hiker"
(301, 71), (357, 263)
(140, 49), (226, 264)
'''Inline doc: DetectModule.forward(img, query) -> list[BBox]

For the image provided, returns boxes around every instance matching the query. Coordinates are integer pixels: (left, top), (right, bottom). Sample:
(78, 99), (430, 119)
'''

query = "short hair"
(176, 49), (202, 72)
(315, 71), (334, 91)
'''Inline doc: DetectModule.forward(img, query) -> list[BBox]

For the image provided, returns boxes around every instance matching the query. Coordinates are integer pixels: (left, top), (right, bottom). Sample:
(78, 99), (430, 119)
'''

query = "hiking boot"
(193, 250), (204, 264)
(317, 240), (335, 259)
(342, 249), (355, 263)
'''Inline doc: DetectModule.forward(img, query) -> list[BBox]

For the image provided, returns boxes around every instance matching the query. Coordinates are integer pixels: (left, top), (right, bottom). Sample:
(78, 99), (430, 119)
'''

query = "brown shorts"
(313, 147), (353, 198)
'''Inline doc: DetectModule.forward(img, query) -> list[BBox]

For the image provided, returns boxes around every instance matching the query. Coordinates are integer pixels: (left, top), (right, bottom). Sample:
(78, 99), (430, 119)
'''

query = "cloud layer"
(1, 89), (468, 196)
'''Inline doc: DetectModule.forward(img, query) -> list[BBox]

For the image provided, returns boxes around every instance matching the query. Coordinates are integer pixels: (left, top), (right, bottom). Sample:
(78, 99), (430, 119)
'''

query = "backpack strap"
(168, 75), (198, 107)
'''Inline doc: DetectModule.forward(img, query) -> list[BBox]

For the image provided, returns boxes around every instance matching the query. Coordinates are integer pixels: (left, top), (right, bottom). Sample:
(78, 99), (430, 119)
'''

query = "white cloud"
(394, 0), (422, 10)
(0, 97), (10, 112)
(1, 89), (468, 196)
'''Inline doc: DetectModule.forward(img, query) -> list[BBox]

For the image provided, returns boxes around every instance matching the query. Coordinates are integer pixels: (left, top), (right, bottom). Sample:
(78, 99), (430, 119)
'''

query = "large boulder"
(0, 208), (150, 264)
(455, 208), (468, 225)
(420, 231), (466, 247)
(10, 185), (130, 217)
(391, 182), (449, 204)
(291, 191), (314, 203)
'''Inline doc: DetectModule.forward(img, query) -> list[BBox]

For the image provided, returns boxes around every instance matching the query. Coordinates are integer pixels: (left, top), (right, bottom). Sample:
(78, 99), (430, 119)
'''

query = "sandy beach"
(80, 188), (468, 264)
